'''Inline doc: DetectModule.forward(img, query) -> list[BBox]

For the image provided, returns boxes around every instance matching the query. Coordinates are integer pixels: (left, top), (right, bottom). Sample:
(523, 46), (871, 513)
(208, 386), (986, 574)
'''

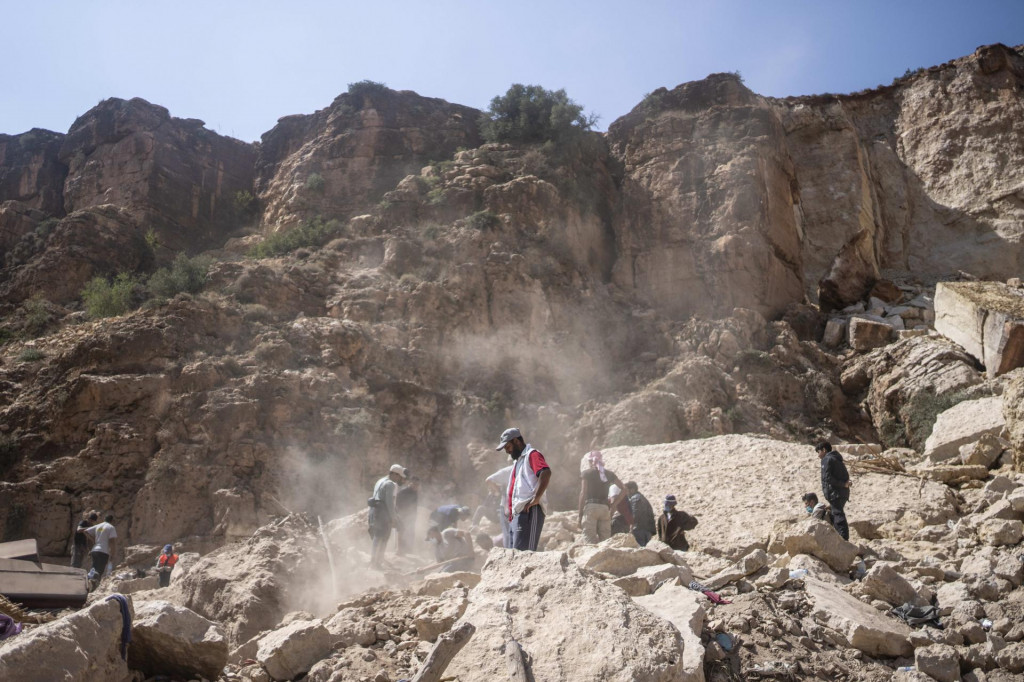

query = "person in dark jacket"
(395, 476), (420, 556)
(71, 512), (99, 568)
(625, 482), (656, 546)
(656, 494), (698, 551)
(815, 441), (851, 540)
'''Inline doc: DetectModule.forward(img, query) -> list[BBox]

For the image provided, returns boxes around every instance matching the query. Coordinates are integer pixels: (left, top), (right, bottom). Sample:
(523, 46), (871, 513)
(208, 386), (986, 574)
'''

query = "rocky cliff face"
(776, 42), (1024, 309)
(608, 73), (804, 320)
(59, 97), (257, 254)
(0, 46), (1021, 557)
(255, 87), (481, 229)
(0, 128), (66, 216)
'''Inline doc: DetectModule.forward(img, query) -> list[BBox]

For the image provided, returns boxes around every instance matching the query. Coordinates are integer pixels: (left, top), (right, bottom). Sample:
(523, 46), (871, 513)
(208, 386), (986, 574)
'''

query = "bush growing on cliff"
(81, 273), (142, 319)
(347, 80), (389, 102)
(249, 217), (342, 259)
(147, 253), (212, 300)
(480, 84), (598, 145)
(304, 172), (325, 194)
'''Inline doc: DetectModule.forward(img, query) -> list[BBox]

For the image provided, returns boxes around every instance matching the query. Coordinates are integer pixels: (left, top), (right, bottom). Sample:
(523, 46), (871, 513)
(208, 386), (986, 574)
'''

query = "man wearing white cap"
(369, 463), (407, 568)
(496, 427), (551, 551)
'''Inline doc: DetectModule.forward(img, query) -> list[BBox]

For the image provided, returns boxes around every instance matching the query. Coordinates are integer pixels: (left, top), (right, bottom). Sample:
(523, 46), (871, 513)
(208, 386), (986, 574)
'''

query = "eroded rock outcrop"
(59, 97), (256, 254)
(0, 128), (66, 216)
(608, 73), (804, 320)
(256, 87), (481, 229)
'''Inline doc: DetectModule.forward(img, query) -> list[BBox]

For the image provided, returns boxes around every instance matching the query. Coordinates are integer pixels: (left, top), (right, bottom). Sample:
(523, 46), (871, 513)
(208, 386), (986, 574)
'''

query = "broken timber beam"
(410, 621), (475, 682)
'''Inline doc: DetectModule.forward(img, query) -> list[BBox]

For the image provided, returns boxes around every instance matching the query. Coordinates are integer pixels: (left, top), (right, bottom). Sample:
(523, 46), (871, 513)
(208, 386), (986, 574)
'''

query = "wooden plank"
(0, 539), (38, 562)
(0, 558), (88, 608)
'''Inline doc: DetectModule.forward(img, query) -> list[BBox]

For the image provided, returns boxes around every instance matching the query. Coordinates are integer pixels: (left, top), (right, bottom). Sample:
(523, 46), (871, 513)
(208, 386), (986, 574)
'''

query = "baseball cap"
(389, 464), (408, 478)
(495, 427), (522, 450)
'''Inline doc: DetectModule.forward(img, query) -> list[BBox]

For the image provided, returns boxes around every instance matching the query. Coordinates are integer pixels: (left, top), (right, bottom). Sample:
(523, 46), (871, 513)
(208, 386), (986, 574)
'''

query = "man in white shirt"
(86, 514), (118, 579)
(496, 427), (552, 551)
(369, 464), (406, 568)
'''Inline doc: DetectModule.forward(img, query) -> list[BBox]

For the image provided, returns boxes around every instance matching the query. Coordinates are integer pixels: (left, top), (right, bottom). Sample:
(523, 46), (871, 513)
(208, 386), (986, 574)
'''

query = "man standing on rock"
(71, 511), (98, 569)
(369, 464), (407, 568)
(815, 441), (851, 541)
(496, 428), (551, 551)
(85, 514), (118, 581)
(577, 450), (626, 544)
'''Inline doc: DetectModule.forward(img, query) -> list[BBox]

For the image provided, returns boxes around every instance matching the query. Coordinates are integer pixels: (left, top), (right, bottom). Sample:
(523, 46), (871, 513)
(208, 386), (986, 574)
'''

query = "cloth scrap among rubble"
(0, 614), (22, 641)
(890, 602), (943, 629)
(688, 579), (732, 605)
(104, 594), (132, 660)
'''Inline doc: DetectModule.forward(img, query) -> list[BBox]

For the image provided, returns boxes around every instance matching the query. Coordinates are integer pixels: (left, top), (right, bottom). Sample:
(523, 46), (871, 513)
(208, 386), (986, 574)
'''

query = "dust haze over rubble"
(1, 42), (1024, 681)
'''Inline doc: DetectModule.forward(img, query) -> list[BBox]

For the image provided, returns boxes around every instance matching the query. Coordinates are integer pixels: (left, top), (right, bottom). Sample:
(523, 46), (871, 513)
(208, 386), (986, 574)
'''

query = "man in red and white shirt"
(495, 427), (552, 551)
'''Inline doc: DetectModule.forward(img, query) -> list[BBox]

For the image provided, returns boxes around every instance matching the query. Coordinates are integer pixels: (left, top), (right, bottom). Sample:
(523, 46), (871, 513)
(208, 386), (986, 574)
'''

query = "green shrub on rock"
(81, 273), (142, 319)
(480, 84), (598, 145)
(147, 253), (212, 300)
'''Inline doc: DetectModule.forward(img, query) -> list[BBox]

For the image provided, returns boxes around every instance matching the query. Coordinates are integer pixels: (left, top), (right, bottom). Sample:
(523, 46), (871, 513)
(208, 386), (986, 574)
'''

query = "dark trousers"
(828, 494), (850, 541)
(70, 545), (86, 569)
(90, 551), (109, 577)
(511, 506), (545, 551)
(632, 528), (653, 547)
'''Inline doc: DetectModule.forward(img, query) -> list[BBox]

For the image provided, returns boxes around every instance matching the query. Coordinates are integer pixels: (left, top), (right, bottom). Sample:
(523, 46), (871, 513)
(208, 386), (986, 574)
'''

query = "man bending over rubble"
(496, 427), (551, 551)
(815, 441), (851, 541)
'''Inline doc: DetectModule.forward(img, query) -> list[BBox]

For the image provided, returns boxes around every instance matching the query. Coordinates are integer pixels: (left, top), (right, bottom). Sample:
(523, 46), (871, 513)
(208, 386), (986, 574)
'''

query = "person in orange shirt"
(155, 544), (179, 587)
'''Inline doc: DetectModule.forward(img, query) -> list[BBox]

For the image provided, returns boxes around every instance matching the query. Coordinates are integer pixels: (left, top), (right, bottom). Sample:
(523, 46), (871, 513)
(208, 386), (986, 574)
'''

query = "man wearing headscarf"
(577, 450), (626, 544)
(656, 494), (698, 551)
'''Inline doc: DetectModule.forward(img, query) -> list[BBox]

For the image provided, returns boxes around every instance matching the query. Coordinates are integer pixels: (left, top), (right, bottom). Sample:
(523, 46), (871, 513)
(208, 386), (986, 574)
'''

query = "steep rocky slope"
(0, 44), (1020, 562)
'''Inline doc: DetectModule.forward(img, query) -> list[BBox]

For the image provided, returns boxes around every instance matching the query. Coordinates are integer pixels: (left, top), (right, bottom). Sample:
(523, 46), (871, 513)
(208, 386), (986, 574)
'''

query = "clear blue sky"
(3, 1), (1021, 141)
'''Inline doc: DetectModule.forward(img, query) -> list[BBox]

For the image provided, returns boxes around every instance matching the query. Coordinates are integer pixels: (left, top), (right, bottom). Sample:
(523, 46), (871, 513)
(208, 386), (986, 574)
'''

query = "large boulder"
(256, 619), (332, 681)
(914, 643), (961, 682)
(0, 597), (132, 682)
(924, 396), (1005, 462)
(861, 563), (925, 607)
(782, 520), (860, 572)
(804, 577), (913, 657)
(934, 281), (1024, 377)
(447, 549), (691, 681)
(704, 548), (769, 589)
(573, 544), (663, 577)
(848, 316), (894, 351)
(130, 600), (228, 680)
(175, 516), (331, 646)
(633, 584), (707, 682)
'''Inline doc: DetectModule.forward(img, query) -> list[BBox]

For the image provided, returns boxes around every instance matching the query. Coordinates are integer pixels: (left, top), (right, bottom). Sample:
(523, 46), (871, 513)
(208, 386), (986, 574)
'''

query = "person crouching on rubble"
(656, 495), (698, 551)
(368, 464), (407, 568)
(425, 525), (475, 572)
(577, 450), (626, 544)
(801, 492), (833, 525)
(496, 427), (551, 551)
(155, 544), (179, 587)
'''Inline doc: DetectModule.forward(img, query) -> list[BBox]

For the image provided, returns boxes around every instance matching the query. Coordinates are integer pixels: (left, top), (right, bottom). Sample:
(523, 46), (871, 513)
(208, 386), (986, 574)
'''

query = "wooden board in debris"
(0, 557), (89, 608)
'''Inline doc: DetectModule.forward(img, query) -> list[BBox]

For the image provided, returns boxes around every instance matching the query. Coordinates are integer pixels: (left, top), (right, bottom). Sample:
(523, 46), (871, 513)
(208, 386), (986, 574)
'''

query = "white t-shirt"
(486, 465), (513, 488)
(87, 522), (117, 554)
